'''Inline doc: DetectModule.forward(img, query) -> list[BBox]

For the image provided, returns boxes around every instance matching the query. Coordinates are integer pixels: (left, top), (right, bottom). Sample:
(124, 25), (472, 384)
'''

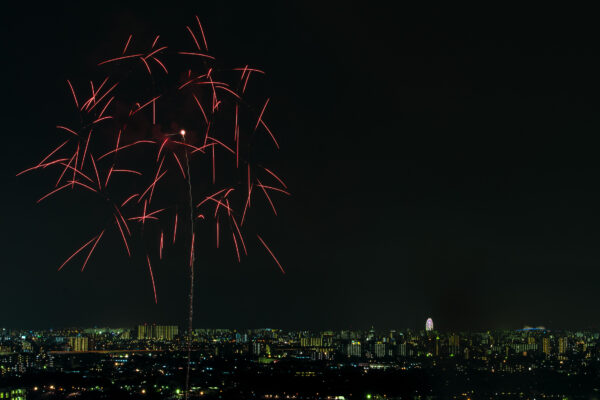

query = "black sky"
(2, 3), (600, 331)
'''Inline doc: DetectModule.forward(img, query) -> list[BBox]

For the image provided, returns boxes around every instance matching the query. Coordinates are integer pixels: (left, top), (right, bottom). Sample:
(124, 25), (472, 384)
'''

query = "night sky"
(2, 3), (600, 331)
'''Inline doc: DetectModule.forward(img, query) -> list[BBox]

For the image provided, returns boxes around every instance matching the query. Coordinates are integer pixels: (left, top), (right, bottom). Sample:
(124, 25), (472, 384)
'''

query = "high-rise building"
(137, 325), (148, 340)
(137, 325), (179, 340)
(398, 343), (407, 357)
(322, 332), (334, 347)
(425, 318), (434, 332)
(558, 337), (568, 354)
(68, 337), (88, 352)
(0, 387), (26, 400)
(449, 334), (460, 354)
(374, 342), (386, 358)
(301, 337), (322, 347)
(542, 337), (551, 357)
(252, 342), (263, 355)
(347, 340), (362, 357)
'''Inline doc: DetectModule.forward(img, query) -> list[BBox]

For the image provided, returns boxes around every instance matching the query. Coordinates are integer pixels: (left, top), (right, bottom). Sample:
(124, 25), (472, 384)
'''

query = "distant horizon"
(3, 324), (600, 332)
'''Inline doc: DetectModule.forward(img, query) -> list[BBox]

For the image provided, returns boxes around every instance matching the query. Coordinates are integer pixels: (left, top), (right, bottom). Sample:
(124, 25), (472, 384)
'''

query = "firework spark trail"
(173, 213), (178, 244)
(173, 153), (186, 178)
(122, 34), (133, 55)
(80, 129), (93, 168)
(81, 230), (105, 271)
(56, 152), (75, 187)
(114, 207), (131, 236)
(98, 140), (156, 161)
(129, 207), (165, 222)
(66, 80), (79, 108)
(37, 182), (78, 203)
(257, 234), (285, 274)
(56, 125), (79, 137)
(146, 255), (158, 304)
(57, 233), (102, 271)
(151, 35), (160, 49)
(241, 184), (253, 226)
(231, 215), (247, 255)
(157, 138), (169, 161)
(262, 166), (287, 188)
(16, 158), (69, 177)
(257, 178), (278, 215)
(114, 214), (131, 257)
(160, 231), (164, 259)
(178, 51), (215, 60)
(121, 194), (139, 207)
(152, 57), (169, 74)
(195, 16), (209, 51)
(98, 53), (143, 65)
(87, 82), (119, 113)
(19, 17), (289, 398)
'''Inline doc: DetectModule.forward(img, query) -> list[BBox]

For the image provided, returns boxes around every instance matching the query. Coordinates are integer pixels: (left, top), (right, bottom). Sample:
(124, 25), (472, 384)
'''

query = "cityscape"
(1, 319), (599, 399)
(4, 2), (600, 400)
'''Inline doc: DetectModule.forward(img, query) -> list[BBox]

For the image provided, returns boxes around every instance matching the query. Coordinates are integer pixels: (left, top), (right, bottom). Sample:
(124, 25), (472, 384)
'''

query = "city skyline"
(1, 324), (598, 398)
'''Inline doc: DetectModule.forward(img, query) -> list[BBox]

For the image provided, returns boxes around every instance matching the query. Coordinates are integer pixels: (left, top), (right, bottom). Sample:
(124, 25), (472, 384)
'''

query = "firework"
(19, 16), (288, 398)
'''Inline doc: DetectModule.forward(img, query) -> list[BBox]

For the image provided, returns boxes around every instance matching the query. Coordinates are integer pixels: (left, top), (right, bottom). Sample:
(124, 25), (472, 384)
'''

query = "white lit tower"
(425, 318), (434, 332)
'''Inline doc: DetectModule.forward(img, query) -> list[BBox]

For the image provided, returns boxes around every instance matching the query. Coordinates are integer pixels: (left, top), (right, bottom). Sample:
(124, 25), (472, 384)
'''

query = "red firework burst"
(18, 16), (288, 398)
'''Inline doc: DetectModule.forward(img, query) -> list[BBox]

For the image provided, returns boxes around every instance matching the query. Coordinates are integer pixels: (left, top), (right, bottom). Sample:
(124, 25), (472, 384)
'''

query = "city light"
(0, 325), (597, 398)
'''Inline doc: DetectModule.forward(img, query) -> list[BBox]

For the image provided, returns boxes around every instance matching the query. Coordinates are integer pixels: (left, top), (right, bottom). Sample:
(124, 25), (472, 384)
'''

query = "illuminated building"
(68, 337), (88, 352)
(301, 337), (322, 347)
(137, 324), (179, 340)
(0, 388), (26, 400)
(253, 342), (263, 355)
(558, 337), (568, 354)
(347, 340), (361, 357)
(367, 327), (375, 341)
(398, 343), (407, 357)
(322, 332), (334, 346)
(374, 342), (386, 358)
(137, 325), (148, 340)
(425, 318), (434, 332)
(512, 342), (538, 353)
(449, 334), (460, 354)
(542, 337), (551, 356)
(20, 341), (32, 353)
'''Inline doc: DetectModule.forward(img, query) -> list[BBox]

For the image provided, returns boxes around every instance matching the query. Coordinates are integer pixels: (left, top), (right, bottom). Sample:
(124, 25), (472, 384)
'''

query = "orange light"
(180, 129), (186, 136)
